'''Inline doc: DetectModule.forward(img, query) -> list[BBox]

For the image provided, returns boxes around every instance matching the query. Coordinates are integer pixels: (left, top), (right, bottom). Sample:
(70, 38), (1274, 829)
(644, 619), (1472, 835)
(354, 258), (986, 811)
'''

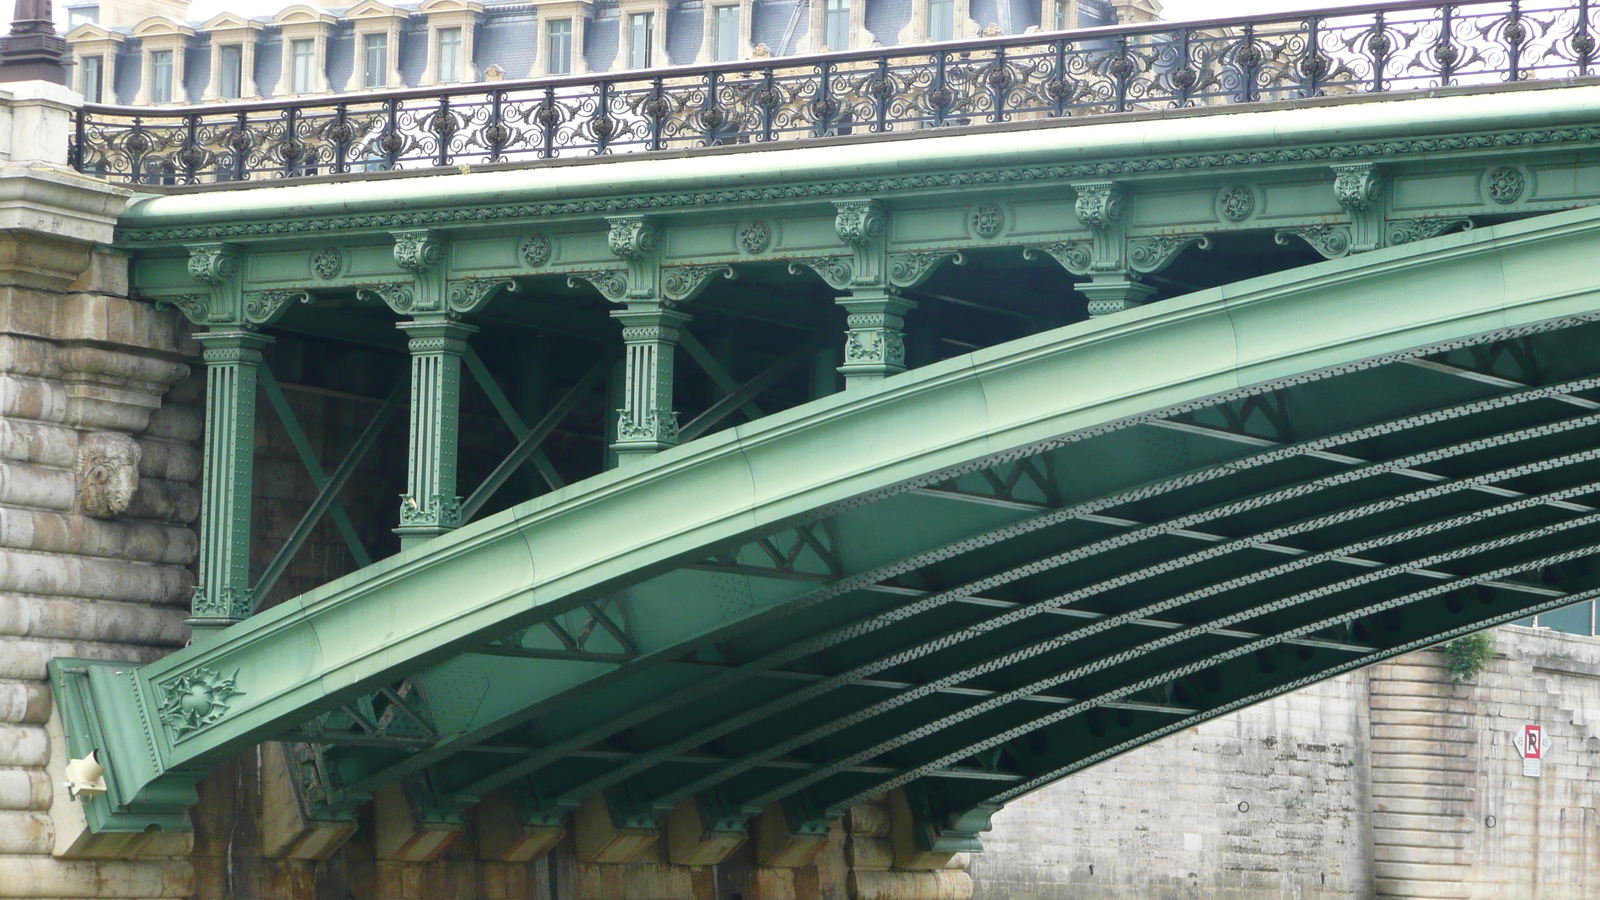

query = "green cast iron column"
(188, 329), (272, 637)
(610, 302), (689, 465)
(834, 200), (916, 388)
(395, 316), (475, 548)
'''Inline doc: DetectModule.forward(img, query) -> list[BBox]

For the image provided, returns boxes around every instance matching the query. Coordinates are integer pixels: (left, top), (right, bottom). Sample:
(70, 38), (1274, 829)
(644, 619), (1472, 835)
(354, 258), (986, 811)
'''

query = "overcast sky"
(169, 0), (1355, 25)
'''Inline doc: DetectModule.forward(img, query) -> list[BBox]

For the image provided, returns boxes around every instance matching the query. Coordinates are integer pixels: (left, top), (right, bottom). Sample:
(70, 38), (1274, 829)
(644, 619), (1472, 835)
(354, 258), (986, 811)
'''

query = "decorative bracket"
(788, 257), (854, 291)
(243, 290), (312, 326)
(567, 270), (630, 302)
(387, 229), (449, 314)
(173, 242), (246, 324)
(1332, 163), (1386, 253)
(1386, 217), (1474, 247)
(607, 216), (663, 300)
(835, 199), (888, 288)
(662, 265), (736, 303)
(1128, 234), (1211, 275)
(1022, 241), (1093, 275)
(1275, 225), (1353, 260)
(888, 251), (966, 290)
(445, 277), (518, 315)
(1067, 181), (1159, 316)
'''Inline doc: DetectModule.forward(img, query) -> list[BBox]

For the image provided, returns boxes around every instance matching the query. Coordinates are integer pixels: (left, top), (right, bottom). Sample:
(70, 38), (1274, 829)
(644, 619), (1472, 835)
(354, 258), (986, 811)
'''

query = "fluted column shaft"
(395, 318), (476, 548)
(611, 303), (690, 466)
(188, 330), (272, 638)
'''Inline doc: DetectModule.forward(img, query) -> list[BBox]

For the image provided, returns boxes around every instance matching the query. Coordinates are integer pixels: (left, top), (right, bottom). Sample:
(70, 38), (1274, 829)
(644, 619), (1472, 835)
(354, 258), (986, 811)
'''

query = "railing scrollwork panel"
(72, 0), (1599, 186)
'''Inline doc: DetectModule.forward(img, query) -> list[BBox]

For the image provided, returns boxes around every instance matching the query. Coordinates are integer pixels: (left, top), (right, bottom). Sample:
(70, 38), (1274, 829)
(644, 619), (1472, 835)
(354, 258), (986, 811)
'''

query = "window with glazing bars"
(150, 49), (172, 103)
(363, 32), (387, 87)
(547, 19), (573, 74)
(290, 38), (315, 93)
(928, 0), (955, 41)
(220, 44), (242, 99)
(81, 54), (102, 103)
(437, 26), (462, 83)
(1053, 0), (1069, 30)
(629, 12), (653, 68)
(824, 0), (849, 50)
(714, 5), (740, 61)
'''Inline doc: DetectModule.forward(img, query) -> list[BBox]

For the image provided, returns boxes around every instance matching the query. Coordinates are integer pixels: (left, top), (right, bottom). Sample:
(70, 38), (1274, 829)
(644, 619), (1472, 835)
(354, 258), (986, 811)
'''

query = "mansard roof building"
(61, 0), (1153, 106)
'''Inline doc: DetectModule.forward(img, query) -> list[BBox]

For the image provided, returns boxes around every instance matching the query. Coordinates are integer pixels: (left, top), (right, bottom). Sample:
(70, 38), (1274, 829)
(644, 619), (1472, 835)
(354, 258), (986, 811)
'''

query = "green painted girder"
(52, 204), (1600, 845)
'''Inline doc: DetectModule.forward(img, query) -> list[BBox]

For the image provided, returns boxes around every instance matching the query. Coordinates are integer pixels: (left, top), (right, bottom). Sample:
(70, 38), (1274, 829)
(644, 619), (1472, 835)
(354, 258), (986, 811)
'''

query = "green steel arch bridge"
(51, 0), (1600, 867)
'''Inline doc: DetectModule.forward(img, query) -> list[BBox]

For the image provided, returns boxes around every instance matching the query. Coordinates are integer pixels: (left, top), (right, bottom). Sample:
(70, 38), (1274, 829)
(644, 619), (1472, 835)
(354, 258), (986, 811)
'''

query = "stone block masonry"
(969, 626), (1600, 900)
(0, 81), (200, 898)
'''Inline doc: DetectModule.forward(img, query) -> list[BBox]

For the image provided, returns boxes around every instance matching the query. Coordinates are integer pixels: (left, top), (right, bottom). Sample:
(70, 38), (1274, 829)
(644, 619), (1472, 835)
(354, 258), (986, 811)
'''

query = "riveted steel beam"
(630, 467), (1600, 814)
(434, 371), (1600, 811)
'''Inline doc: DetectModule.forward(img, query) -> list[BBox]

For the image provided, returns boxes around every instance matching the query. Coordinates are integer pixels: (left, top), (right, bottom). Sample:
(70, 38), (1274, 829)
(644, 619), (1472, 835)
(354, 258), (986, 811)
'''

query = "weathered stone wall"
(970, 666), (1371, 900)
(969, 626), (1600, 900)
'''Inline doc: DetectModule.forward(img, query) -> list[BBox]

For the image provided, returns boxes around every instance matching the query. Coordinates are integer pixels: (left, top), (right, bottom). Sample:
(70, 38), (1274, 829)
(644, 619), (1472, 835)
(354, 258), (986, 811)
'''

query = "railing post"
(189, 328), (272, 637)
(70, 106), (84, 171)
(1576, 0), (1594, 77)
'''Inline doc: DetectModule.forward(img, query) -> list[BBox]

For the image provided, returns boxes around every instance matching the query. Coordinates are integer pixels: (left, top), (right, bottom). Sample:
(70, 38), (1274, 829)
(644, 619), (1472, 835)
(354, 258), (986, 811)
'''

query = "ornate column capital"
(392, 229), (444, 276)
(176, 242), (249, 325)
(605, 216), (663, 300)
(1071, 181), (1125, 231)
(835, 200), (886, 248)
(606, 216), (661, 261)
(1332, 163), (1387, 254)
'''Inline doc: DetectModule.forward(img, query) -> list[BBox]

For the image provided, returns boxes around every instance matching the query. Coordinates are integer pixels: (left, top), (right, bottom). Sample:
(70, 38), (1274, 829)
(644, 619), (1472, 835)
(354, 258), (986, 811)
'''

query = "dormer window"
(131, 15), (194, 105)
(712, 5), (739, 61)
(899, 0), (970, 45)
(437, 27), (463, 83)
(1042, 0), (1075, 32)
(345, 1), (406, 92)
(530, 0), (591, 77)
(417, 0), (483, 86)
(363, 32), (388, 87)
(150, 49), (173, 103)
(629, 12), (653, 69)
(547, 19), (572, 74)
(200, 13), (263, 102)
(66, 23), (125, 104)
(824, 0), (848, 51)
(291, 39), (315, 93)
(929, 0), (955, 40)
(81, 55), (104, 102)
(219, 45), (243, 99)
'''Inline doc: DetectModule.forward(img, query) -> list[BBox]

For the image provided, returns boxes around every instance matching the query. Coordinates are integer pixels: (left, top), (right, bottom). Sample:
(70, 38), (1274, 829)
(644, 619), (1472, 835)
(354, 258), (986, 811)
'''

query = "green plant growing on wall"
(1444, 632), (1496, 684)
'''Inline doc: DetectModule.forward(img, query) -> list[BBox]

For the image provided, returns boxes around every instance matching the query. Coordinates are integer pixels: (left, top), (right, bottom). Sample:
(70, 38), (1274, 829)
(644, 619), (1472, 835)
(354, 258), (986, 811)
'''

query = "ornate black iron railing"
(71, 0), (1598, 187)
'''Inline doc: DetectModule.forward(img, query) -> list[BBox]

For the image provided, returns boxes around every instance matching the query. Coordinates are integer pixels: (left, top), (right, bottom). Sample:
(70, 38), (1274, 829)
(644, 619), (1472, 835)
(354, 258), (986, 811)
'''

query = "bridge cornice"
(113, 83), (1600, 246)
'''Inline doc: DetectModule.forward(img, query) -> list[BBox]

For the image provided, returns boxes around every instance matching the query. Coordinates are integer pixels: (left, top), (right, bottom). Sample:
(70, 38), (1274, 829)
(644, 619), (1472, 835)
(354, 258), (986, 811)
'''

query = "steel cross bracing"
(280, 321), (1600, 842)
(70, 0), (1600, 186)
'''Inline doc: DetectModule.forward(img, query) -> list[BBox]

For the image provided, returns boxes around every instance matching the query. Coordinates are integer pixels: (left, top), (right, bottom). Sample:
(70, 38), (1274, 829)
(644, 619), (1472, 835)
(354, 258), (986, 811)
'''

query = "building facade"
(60, 0), (1154, 108)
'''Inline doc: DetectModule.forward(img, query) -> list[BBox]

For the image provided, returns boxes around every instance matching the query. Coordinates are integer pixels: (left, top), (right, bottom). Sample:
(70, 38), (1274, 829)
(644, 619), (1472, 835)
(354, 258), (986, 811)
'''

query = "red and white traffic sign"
(1518, 724), (1548, 776)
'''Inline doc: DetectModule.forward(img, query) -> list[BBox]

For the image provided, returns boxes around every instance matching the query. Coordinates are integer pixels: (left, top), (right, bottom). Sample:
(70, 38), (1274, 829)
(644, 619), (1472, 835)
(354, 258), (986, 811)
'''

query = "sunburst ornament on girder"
(157, 668), (243, 739)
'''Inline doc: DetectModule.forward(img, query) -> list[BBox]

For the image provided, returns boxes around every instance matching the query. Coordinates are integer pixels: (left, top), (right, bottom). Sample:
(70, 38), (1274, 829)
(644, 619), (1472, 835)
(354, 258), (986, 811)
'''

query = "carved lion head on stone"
(75, 432), (142, 519)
